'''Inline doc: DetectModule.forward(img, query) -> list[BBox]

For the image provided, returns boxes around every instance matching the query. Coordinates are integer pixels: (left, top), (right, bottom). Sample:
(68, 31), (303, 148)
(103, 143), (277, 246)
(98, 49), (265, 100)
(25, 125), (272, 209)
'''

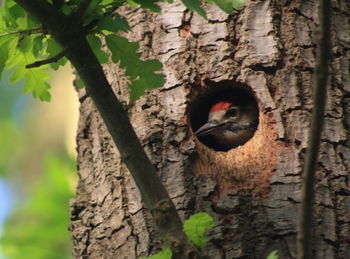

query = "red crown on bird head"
(209, 101), (232, 113)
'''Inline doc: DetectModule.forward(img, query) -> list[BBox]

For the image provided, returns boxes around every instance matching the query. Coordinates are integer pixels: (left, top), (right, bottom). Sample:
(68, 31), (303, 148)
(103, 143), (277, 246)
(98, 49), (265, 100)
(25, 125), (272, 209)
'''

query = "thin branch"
(297, 0), (331, 259)
(14, 0), (197, 257)
(26, 50), (66, 68)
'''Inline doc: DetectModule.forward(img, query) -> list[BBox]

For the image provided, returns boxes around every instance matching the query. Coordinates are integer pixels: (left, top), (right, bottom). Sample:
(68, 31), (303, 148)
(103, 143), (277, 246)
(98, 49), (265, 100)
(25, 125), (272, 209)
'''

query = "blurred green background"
(0, 66), (78, 259)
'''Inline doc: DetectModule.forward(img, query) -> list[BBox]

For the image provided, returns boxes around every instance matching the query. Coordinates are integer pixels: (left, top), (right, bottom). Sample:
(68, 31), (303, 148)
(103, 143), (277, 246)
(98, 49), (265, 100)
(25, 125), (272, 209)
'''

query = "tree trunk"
(70, 0), (350, 258)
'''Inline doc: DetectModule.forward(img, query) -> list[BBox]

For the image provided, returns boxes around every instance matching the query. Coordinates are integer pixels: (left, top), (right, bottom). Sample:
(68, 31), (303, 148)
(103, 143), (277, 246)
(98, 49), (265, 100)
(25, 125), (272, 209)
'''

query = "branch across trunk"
(14, 0), (196, 257)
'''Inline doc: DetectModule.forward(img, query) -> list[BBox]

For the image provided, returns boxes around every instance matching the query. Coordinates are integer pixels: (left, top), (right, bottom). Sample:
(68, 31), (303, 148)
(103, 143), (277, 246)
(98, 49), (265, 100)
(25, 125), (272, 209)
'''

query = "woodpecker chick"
(195, 100), (258, 150)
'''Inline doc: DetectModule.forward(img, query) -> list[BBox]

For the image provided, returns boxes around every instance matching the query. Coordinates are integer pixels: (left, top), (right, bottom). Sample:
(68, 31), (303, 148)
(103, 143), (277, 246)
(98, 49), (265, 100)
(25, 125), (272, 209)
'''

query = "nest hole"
(189, 81), (259, 152)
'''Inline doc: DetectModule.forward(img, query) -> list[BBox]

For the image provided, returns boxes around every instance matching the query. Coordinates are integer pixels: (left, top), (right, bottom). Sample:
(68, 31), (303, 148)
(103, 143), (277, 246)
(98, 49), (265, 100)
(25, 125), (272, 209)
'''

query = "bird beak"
(194, 122), (223, 137)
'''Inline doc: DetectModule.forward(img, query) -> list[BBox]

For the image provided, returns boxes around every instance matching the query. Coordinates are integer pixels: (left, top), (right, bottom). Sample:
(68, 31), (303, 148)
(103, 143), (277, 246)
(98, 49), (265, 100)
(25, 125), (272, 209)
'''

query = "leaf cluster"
(141, 212), (280, 259)
(0, 0), (243, 102)
(267, 250), (279, 259)
(142, 212), (215, 259)
(0, 0), (55, 101)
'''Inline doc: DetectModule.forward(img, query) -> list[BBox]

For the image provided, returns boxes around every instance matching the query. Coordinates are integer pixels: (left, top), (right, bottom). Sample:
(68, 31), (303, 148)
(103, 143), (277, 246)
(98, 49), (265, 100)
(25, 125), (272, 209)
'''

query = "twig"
(26, 50), (66, 68)
(297, 0), (331, 258)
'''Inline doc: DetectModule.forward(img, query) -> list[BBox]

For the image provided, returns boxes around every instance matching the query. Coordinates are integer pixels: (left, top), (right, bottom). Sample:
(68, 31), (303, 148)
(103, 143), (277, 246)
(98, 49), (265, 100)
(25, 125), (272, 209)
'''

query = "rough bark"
(70, 0), (350, 258)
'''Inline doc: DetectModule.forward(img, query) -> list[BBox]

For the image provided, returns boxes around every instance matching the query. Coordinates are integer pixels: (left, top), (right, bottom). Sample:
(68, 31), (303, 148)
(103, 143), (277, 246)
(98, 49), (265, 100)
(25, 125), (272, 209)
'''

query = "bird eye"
(226, 107), (239, 117)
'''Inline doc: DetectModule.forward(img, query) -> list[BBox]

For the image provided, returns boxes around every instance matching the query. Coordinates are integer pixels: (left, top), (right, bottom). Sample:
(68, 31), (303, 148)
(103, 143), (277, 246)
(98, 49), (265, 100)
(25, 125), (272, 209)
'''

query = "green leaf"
(9, 65), (25, 84)
(127, 0), (138, 7)
(8, 4), (26, 20)
(18, 35), (34, 53)
(97, 14), (130, 32)
(129, 73), (164, 103)
(0, 1), (62, 101)
(76, 78), (85, 89)
(23, 68), (51, 101)
(1, 0), (17, 29)
(140, 247), (172, 259)
(0, 35), (16, 80)
(82, 0), (125, 27)
(84, 0), (100, 16)
(46, 37), (62, 56)
(95, 48), (108, 64)
(50, 56), (68, 70)
(4, 36), (21, 70)
(181, 0), (207, 18)
(105, 34), (165, 103)
(100, 0), (116, 5)
(231, 0), (245, 10)
(6, 51), (53, 101)
(0, 47), (8, 80)
(267, 250), (279, 259)
(61, 5), (75, 15)
(213, 0), (244, 13)
(26, 13), (41, 28)
(105, 35), (139, 78)
(183, 212), (215, 249)
(46, 37), (67, 70)
(87, 34), (108, 64)
(128, 0), (161, 12)
(32, 35), (44, 57)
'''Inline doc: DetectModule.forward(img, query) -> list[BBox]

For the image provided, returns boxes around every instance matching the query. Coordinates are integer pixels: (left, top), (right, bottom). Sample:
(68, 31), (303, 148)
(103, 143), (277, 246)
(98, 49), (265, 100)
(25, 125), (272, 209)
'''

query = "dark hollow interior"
(188, 81), (259, 151)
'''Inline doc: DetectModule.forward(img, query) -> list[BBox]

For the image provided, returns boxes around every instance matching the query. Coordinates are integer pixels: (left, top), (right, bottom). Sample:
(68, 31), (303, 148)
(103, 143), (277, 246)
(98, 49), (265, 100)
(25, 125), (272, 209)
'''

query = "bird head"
(194, 100), (258, 150)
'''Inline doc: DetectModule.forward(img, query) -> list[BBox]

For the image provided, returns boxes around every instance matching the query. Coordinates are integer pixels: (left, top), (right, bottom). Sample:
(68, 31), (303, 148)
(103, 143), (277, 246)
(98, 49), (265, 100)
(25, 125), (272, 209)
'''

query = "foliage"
(105, 35), (164, 102)
(140, 247), (172, 259)
(267, 250), (279, 259)
(142, 212), (215, 258)
(183, 212), (215, 249)
(0, 2), (52, 101)
(205, 0), (244, 13)
(0, 153), (76, 259)
(141, 214), (281, 259)
(0, 0), (244, 103)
